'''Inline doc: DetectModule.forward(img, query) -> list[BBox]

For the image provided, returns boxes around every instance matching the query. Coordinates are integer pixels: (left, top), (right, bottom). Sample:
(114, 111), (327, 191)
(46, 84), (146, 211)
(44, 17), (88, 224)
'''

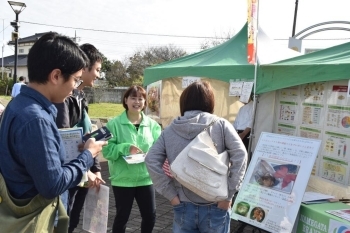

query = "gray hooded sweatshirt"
(145, 110), (248, 203)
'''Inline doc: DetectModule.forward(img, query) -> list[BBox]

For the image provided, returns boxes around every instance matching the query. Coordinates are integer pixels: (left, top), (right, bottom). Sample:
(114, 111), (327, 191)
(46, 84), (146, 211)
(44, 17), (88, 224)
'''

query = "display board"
(274, 80), (350, 186)
(231, 132), (321, 233)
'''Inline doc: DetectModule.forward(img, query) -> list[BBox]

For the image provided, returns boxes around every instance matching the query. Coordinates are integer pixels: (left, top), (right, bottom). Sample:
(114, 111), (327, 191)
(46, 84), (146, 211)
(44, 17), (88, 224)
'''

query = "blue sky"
(1, 0), (349, 61)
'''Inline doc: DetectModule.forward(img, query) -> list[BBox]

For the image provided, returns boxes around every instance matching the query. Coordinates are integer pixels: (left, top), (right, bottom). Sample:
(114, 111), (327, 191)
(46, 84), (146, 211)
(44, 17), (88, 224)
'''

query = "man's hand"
(81, 138), (108, 158)
(87, 171), (105, 192)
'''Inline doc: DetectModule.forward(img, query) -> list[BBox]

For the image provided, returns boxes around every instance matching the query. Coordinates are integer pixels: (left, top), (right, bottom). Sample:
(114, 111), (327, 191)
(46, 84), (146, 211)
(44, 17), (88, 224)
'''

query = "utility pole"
(292, 0), (299, 37)
(2, 19), (4, 80)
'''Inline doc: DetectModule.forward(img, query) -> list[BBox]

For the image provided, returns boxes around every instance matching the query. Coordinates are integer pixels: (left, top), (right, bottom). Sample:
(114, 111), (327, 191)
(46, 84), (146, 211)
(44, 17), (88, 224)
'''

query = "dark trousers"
(67, 186), (89, 233)
(112, 185), (156, 233)
(237, 130), (250, 150)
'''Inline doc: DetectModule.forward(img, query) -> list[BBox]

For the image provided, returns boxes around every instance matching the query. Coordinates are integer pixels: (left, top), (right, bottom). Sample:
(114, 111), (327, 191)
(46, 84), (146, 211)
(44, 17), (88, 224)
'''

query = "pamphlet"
(302, 191), (335, 204)
(123, 154), (146, 164)
(326, 209), (350, 222)
(83, 185), (109, 233)
(58, 127), (83, 163)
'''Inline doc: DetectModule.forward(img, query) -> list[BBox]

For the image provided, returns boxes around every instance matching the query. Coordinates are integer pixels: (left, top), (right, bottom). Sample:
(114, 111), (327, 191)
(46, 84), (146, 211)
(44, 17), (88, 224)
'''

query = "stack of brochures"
(123, 154), (146, 164)
(302, 191), (335, 204)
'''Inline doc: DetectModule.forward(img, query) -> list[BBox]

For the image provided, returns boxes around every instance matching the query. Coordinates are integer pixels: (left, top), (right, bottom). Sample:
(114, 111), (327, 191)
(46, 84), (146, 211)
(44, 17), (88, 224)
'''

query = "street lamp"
(8, 1), (26, 85)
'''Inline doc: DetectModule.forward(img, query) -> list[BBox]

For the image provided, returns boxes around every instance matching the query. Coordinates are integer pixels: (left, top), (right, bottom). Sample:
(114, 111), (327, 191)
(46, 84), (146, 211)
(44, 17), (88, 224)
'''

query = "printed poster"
(231, 132), (321, 233)
(279, 86), (300, 102)
(319, 156), (348, 186)
(325, 105), (350, 132)
(83, 185), (109, 233)
(328, 84), (350, 105)
(276, 123), (297, 136)
(239, 81), (254, 103)
(277, 101), (298, 124)
(301, 103), (324, 127)
(59, 128), (83, 163)
(146, 80), (162, 118)
(182, 76), (201, 89)
(299, 127), (322, 176)
(301, 82), (326, 104)
(322, 131), (350, 160)
(229, 80), (243, 96)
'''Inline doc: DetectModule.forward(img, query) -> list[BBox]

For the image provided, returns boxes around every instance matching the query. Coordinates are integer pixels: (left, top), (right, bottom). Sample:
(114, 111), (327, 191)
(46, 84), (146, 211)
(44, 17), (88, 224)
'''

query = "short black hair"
(19, 76), (25, 81)
(27, 32), (88, 84)
(79, 43), (103, 71)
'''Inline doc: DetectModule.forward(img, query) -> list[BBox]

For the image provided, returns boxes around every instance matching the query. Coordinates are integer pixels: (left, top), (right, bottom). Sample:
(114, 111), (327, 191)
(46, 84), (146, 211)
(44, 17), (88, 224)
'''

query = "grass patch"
(89, 103), (124, 118)
(0, 95), (124, 119)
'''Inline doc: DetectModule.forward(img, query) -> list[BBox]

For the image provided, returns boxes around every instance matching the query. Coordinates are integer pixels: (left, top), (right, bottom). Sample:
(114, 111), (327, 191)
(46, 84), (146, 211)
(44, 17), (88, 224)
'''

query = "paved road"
(72, 161), (265, 233)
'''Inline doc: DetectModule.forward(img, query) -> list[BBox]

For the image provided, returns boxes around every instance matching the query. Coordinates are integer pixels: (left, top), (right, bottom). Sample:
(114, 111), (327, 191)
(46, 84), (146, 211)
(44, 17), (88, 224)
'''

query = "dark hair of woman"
(179, 81), (215, 116)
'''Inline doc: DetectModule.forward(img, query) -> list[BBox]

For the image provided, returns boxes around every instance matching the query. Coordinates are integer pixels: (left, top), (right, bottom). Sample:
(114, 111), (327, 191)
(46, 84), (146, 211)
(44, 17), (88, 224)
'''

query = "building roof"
(0, 55), (28, 67)
(19, 32), (51, 43)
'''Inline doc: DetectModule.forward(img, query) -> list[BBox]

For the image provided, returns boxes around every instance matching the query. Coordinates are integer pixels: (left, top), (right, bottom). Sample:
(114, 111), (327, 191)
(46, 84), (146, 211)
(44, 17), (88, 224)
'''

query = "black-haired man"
(0, 32), (107, 230)
(54, 43), (104, 233)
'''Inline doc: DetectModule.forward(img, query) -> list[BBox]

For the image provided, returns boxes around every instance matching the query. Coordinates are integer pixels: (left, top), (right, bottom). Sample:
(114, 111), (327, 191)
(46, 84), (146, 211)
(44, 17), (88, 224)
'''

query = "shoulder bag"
(170, 118), (229, 202)
(0, 102), (69, 233)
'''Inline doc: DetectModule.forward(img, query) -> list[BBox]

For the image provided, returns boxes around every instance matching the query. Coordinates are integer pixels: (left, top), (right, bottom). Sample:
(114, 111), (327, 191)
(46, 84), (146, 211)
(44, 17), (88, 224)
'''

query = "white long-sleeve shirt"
(233, 101), (254, 130)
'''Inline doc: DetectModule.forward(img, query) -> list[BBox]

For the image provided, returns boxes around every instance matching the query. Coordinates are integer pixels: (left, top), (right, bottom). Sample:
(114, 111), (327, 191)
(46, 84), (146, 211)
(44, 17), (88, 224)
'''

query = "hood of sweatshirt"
(170, 110), (217, 140)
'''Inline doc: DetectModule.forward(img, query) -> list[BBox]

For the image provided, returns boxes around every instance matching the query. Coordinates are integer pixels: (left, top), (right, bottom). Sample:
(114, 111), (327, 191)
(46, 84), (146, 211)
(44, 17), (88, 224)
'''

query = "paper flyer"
(229, 80), (243, 96)
(123, 154), (146, 164)
(231, 132), (321, 233)
(83, 185), (109, 233)
(182, 76), (201, 89)
(59, 128), (83, 163)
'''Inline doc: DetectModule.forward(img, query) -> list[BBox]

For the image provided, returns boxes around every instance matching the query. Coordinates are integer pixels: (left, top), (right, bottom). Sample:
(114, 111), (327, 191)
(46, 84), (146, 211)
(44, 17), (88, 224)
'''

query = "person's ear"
(48, 69), (61, 85)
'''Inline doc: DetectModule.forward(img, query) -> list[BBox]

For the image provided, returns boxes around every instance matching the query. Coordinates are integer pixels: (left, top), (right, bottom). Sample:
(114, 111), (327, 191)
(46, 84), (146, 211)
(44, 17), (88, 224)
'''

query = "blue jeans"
(173, 202), (231, 233)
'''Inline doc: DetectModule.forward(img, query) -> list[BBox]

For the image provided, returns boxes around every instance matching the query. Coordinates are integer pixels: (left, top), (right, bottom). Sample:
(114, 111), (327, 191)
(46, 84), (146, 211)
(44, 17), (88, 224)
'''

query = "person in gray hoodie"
(145, 81), (248, 233)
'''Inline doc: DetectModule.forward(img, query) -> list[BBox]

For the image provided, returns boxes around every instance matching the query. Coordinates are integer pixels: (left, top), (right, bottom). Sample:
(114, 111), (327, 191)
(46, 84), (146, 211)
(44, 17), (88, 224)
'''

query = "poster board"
(145, 80), (161, 119)
(272, 80), (350, 187)
(231, 132), (321, 233)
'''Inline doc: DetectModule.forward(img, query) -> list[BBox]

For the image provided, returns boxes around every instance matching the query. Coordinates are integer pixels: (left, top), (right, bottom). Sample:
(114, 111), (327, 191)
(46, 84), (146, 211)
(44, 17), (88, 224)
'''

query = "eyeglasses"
(74, 80), (83, 88)
(71, 75), (83, 88)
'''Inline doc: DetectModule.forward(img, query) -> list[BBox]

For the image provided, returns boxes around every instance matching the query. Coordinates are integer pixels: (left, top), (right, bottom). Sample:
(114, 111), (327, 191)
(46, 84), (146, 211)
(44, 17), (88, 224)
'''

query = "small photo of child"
(250, 207), (266, 222)
(249, 159), (300, 194)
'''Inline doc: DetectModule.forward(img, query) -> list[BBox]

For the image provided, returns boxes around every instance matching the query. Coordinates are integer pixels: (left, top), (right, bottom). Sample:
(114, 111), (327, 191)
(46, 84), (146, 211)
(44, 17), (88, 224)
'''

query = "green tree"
(126, 45), (187, 84)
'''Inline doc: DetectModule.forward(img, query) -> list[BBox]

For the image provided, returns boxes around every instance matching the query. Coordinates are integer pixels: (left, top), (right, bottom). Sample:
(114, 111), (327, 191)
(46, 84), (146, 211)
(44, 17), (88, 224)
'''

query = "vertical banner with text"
(247, 0), (258, 64)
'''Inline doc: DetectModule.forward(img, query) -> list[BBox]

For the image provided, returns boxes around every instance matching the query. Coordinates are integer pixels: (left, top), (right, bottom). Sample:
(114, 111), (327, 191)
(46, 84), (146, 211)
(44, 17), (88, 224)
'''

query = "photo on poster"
(328, 83), (350, 105)
(249, 159), (300, 194)
(145, 81), (162, 118)
(301, 82), (326, 104)
(278, 86), (300, 102)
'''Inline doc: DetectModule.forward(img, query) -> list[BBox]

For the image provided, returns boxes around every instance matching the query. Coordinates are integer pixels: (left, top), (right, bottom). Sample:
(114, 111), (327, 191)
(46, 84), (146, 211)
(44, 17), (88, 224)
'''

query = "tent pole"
(247, 0), (260, 163)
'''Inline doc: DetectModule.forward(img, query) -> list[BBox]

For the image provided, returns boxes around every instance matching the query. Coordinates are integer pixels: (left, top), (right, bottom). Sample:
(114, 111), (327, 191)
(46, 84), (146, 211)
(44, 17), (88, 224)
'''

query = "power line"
(20, 21), (224, 39)
(21, 20), (350, 41)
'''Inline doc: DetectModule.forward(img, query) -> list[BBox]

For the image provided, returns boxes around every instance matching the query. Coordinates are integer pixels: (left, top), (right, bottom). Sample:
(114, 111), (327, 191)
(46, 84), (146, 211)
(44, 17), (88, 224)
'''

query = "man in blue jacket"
(0, 32), (107, 230)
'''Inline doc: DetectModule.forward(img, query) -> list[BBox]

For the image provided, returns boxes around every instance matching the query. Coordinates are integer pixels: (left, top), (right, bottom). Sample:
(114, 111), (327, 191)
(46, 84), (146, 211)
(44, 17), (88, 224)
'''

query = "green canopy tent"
(144, 24), (252, 86)
(257, 41), (350, 94)
(143, 23), (299, 127)
(144, 23), (299, 86)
